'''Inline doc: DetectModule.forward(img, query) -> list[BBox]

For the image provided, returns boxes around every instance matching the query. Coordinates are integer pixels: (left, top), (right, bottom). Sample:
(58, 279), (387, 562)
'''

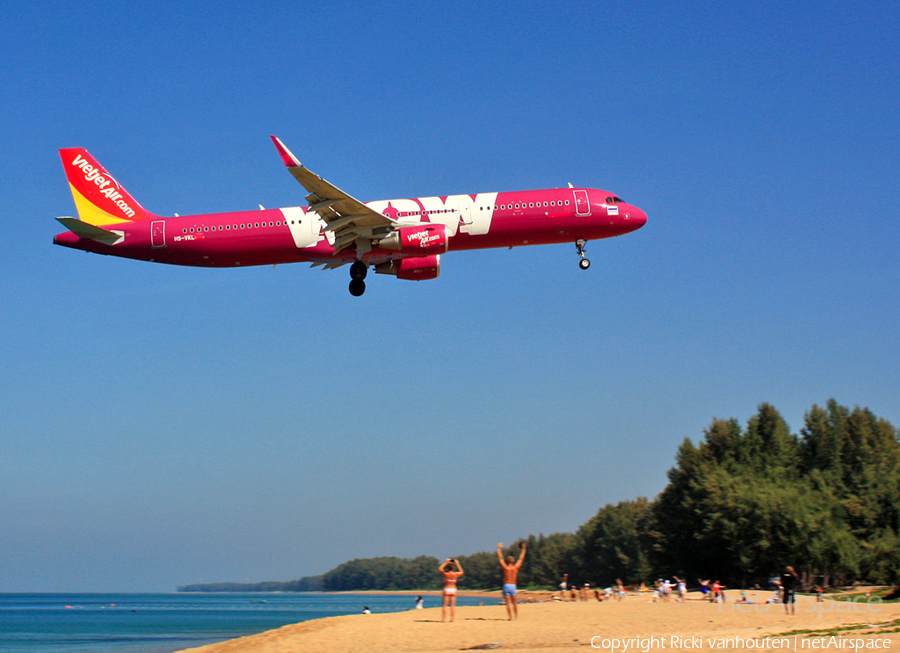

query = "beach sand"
(177, 591), (900, 653)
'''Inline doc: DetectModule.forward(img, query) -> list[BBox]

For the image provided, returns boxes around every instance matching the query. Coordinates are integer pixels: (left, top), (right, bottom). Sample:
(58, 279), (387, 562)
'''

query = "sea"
(0, 592), (488, 653)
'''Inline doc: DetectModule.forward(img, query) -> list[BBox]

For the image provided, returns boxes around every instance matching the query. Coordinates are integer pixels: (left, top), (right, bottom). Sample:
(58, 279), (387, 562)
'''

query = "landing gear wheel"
(350, 261), (368, 280)
(349, 279), (366, 296)
(575, 239), (591, 270)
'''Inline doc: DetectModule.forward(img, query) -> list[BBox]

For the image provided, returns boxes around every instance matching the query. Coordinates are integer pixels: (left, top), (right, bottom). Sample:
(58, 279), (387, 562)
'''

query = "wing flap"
(270, 136), (395, 256)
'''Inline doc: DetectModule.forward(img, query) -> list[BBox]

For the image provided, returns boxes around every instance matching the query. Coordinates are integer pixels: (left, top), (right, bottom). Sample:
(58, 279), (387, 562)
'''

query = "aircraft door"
(573, 190), (591, 216)
(151, 220), (166, 247)
(281, 207), (319, 248)
(458, 203), (472, 225)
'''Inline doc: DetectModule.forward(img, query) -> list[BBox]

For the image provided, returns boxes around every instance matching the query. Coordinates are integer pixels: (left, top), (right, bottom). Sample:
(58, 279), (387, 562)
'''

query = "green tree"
(572, 498), (652, 586)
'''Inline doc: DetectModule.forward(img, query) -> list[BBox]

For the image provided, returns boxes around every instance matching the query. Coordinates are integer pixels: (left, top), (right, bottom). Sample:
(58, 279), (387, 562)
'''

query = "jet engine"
(378, 224), (448, 256)
(374, 255), (440, 281)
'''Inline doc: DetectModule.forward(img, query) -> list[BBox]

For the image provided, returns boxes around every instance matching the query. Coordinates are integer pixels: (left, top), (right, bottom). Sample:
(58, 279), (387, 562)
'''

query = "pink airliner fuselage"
(53, 137), (647, 295)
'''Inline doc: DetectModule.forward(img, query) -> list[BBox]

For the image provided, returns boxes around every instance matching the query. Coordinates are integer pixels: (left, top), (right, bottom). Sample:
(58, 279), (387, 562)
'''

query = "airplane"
(53, 136), (647, 296)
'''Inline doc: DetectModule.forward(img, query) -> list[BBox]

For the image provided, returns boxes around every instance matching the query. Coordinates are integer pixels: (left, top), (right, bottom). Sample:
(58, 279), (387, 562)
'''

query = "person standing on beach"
(699, 579), (710, 600)
(438, 558), (464, 622)
(497, 542), (527, 620)
(780, 566), (799, 615)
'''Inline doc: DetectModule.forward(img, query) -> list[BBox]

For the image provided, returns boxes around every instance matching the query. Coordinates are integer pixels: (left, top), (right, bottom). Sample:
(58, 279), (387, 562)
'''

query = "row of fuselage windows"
(182, 220), (286, 233)
(485, 199), (572, 211)
(398, 199), (572, 217)
(179, 196), (617, 233)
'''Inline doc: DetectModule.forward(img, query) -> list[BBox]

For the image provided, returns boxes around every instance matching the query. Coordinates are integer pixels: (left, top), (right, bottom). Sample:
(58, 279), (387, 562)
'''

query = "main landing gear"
(576, 240), (591, 270)
(349, 261), (368, 296)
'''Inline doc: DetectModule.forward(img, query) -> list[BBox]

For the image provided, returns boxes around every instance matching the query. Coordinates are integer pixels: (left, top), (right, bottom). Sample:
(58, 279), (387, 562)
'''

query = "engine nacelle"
(374, 255), (441, 281)
(379, 224), (448, 256)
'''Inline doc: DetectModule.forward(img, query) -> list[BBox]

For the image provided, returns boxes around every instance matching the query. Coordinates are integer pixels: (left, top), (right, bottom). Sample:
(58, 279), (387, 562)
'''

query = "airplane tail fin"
(58, 148), (159, 226)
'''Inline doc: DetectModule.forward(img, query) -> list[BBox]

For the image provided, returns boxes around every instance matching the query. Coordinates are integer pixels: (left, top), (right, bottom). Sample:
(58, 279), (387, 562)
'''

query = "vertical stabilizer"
(59, 148), (158, 225)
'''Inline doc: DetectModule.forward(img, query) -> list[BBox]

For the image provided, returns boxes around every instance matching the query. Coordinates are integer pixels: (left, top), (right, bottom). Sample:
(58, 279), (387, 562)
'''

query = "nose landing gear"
(349, 261), (368, 296)
(576, 240), (591, 270)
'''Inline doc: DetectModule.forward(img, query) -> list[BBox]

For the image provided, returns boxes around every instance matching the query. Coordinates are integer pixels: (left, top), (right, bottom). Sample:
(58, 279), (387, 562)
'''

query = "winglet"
(270, 135), (301, 168)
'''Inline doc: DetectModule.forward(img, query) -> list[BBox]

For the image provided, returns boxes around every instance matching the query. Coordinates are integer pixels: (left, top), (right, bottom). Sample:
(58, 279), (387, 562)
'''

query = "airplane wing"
(270, 136), (396, 256)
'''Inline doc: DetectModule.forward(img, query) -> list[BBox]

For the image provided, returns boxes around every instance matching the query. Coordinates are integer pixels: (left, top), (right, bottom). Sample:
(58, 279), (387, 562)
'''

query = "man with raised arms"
(497, 542), (527, 620)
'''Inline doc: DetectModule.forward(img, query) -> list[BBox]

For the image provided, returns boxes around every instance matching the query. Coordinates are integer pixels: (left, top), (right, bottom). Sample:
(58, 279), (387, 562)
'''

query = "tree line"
(320, 401), (899, 591)
(182, 401), (900, 592)
(178, 577), (323, 592)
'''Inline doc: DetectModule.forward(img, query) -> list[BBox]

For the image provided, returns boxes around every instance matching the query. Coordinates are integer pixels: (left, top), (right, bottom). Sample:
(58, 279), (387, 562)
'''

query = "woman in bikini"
(438, 558), (464, 622)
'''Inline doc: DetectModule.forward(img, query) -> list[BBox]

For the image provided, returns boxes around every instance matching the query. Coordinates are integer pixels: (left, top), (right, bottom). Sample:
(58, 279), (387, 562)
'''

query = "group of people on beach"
(555, 575), (628, 602)
(698, 578), (726, 603)
(437, 542), (527, 622)
(550, 566), (803, 616)
(431, 545), (802, 622)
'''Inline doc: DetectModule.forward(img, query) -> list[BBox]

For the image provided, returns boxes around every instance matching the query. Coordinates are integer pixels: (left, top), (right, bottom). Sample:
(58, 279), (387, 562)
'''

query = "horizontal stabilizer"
(56, 217), (124, 245)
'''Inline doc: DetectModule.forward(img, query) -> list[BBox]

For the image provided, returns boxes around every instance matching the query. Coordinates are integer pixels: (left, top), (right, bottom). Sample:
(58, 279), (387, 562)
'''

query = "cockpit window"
(605, 196), (624, 204)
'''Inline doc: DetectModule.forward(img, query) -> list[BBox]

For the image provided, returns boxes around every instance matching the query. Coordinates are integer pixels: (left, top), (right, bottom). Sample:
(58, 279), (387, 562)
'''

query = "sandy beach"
(177, 591), (900, 653)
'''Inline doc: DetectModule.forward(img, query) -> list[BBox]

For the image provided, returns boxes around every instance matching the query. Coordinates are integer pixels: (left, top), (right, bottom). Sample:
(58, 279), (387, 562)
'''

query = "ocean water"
(0, 592), (487, 653)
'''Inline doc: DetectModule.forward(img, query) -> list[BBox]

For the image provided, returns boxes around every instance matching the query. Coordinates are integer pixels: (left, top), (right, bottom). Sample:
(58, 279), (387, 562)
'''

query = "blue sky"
(1, 0), (898, 592)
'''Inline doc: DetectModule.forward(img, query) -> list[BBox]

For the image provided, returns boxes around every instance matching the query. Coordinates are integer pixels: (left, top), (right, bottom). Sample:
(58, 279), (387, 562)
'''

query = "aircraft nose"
(625, 205), (647, 231)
